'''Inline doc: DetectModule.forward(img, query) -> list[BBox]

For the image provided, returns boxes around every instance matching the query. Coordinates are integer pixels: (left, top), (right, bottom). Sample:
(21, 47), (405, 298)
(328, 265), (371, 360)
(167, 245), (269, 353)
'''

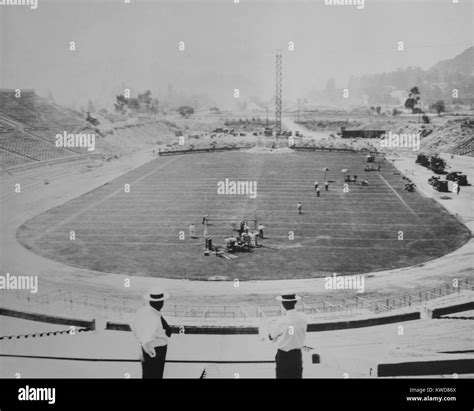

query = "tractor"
(429, 155), (446, 174)
(446, 172), (468, 186)
(433, 180), (449, 192)
(416, 154), (430, 167)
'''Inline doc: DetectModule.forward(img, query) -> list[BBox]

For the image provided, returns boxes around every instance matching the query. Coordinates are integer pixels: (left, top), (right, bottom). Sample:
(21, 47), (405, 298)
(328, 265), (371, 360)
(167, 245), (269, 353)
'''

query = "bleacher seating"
(450, 138), (474, 157)
(0, 131), (76, 162)
(29, 128), (91, 155)
(0, 90), (95, 168)
(0, 92), (49, 128)
(0, 149), (31, 168)
(0, 121), (14, 133)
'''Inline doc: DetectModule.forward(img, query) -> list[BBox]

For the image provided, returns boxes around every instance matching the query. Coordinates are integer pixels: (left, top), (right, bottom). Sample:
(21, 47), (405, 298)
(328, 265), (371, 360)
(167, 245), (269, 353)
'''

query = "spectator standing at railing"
(261, 291), (307, 378)
(132, 287), (172, 379)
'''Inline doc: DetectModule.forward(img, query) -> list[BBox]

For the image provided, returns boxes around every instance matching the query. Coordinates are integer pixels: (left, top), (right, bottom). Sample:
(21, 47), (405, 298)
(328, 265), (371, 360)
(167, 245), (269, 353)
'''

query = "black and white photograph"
(0, 0), (473, 406)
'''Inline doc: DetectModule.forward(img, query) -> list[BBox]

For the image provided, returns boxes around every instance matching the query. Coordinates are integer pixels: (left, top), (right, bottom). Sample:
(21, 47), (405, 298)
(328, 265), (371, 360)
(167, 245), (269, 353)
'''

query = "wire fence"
(1, 279), (472, 321)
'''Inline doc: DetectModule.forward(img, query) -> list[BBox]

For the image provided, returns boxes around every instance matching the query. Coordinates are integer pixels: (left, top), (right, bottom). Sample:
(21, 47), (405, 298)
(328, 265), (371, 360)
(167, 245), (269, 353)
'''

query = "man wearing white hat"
(266, 292), (307, 378)
(132, 287), (172, 378)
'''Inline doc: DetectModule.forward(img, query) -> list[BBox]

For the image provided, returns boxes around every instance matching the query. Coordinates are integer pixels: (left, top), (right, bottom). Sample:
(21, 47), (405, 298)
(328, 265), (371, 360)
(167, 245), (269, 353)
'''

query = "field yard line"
(38, 239), (447, 249)
(44, 222), (440, 228)
(377, 174), (417, 216)
(42, 234), (454, 241)
(33, 156), (179, 240)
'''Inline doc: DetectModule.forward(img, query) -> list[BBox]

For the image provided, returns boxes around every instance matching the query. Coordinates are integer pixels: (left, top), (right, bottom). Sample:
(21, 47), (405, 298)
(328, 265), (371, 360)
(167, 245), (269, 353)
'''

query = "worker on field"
(453, 182), (459, 195)
(202, 215), (208, 225)
(205, 234), (212, 251)
(324, 181), (329, 191)
(189, 224), (195, 238)
(314, 181), (318, 191)
(297, 202), (302, 214)
(259, 291), (307, 379)
(258, 223), (265, 239)
(244, 221), (250, 233)
(239, 220), (245, 236)
(316, 187), (320, 197)
(249, 231), (256, 247)
(132, 287), (172, 379)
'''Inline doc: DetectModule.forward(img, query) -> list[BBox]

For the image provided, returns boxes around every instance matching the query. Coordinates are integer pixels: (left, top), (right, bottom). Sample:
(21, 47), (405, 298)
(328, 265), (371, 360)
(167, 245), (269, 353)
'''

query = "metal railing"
(1, 279), (472, 320)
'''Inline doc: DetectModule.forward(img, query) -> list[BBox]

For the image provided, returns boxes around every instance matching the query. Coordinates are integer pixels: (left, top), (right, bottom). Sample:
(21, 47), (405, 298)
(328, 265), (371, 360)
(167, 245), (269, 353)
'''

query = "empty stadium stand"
(0, 89), (97, 168)
(450, 137), (474, 157)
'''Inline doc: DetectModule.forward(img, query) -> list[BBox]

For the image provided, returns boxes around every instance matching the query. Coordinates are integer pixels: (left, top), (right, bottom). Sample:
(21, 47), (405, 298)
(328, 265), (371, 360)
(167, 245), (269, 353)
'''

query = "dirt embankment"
(88, 112), (473, 159)
(296, 114), (473, 154)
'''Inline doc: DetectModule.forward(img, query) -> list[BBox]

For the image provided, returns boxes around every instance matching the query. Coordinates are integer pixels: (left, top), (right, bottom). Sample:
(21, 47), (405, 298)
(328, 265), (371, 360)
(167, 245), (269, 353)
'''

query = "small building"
(340, 127), (385, 139)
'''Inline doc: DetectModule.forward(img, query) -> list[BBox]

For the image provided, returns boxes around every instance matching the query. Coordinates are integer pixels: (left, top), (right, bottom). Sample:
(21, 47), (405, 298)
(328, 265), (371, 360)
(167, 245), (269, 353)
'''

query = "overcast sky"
(0, 0), (472, 108)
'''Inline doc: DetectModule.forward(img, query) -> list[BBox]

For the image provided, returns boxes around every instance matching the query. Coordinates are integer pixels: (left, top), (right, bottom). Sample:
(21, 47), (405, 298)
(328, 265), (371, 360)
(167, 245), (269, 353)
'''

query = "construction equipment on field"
(446, 171), (468, 186)
(416, 153), (446, 174)
(364, 165), (381, 172)
(224, 235), (251, 253)
(428, 176), (441, 186)
(433, 180), (449, 192)
(416, 154), (430, 167)
(429, 155), (446, 174)
(366, 154), (375, 163)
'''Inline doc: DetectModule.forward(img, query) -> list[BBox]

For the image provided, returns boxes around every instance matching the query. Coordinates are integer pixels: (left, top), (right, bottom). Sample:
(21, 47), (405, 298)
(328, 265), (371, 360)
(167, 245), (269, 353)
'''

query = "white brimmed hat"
(144, 287), (170, 302)
(276, 291), (301, 302)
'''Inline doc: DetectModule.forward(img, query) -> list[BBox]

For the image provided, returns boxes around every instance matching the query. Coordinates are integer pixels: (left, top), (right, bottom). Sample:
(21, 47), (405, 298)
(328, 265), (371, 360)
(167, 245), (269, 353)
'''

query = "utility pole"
(297, 98), (301, 122)
(275, 50), (282, 135)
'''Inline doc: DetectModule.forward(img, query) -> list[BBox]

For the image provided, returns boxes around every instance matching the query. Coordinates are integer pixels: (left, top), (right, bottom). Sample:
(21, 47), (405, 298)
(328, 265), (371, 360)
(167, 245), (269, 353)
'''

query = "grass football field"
(18, 151), (470, 280)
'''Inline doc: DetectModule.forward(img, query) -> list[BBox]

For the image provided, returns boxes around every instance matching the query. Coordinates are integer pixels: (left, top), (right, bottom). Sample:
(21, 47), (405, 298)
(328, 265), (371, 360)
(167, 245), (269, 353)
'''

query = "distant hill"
(309, 47), (474, 108)
(430, 46), (474, 77)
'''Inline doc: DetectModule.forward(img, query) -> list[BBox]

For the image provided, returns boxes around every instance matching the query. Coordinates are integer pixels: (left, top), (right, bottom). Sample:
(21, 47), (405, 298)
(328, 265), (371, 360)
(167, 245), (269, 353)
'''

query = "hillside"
(310, 47), (474, 107)
(430, 46), (474, 77)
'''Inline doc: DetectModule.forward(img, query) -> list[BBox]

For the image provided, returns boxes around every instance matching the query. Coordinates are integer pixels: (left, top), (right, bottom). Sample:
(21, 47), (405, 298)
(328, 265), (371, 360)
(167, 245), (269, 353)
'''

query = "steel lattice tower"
(275, 51), (282, 135)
